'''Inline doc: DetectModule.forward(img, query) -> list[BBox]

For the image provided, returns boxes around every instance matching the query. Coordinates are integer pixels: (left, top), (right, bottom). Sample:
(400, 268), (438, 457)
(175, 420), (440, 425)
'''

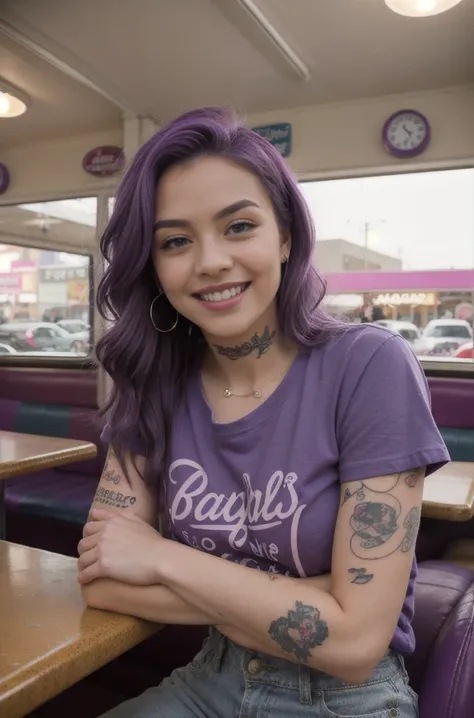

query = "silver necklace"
(223, 376), (280, 399)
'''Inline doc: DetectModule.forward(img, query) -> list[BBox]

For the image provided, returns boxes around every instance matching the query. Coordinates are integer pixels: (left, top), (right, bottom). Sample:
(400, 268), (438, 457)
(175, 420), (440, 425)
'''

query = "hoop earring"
(149, 293), (179, 333)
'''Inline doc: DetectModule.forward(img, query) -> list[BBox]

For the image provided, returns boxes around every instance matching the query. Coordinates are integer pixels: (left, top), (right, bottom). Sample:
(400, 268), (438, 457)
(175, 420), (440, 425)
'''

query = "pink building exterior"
(325, 270), (474, 294)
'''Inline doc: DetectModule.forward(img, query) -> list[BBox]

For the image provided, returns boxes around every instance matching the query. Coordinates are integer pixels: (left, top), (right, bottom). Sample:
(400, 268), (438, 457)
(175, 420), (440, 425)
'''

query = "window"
(0, 197), (96, 358)
(301, 169), (474, 364)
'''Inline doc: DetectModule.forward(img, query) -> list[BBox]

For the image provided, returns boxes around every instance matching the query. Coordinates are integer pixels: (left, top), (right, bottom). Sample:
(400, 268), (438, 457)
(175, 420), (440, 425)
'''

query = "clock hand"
(403, 124), (413, 137)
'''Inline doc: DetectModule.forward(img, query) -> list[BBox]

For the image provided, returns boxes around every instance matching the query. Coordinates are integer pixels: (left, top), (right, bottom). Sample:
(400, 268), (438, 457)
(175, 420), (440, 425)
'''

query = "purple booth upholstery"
(0, 367), (105, 555)
(408, 561), (474, 718)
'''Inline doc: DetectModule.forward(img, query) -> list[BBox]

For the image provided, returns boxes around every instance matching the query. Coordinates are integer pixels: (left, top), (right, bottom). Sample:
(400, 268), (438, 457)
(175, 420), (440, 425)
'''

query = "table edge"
(0, 444), (97, 479)
(0, 615), (162, 718)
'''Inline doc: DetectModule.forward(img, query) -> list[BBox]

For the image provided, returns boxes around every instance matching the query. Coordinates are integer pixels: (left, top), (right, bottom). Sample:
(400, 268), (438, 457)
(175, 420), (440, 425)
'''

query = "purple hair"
(97, 107), (341, 493)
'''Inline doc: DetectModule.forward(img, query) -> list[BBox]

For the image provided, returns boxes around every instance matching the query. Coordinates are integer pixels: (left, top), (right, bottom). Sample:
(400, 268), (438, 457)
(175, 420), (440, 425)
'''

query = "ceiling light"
(0, 91), (27, 118)
(385, 0), (464, 16)
(0, 79), (29, 118)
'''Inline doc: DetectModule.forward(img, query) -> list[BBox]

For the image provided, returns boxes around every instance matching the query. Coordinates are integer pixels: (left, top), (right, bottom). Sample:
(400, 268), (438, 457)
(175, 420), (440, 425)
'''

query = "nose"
(195, 238), (233, 276)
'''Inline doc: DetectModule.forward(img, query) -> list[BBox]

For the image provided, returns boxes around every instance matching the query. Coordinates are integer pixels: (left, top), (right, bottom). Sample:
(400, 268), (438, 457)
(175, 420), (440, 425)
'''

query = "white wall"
(246, 85), (474, 179)
(1, 85), (473, 207)
(0, 127), (123, 205)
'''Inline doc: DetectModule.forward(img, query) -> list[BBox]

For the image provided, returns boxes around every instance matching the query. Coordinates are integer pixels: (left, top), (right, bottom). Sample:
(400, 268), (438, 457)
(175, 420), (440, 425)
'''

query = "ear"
(280, 235), (291, 264)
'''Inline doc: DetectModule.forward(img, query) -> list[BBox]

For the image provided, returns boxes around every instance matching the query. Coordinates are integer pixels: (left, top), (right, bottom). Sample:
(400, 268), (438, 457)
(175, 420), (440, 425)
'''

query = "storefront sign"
(0, 274), (20, 291)
(374, 292), (436, 306)
(82, 146), (125, 176)
(252, 123), (292, 158)
(40, 266), (88, 282)
(0, 163), (10, 194)
(10, 260), (37, 272)
(67, 280), (88, 303)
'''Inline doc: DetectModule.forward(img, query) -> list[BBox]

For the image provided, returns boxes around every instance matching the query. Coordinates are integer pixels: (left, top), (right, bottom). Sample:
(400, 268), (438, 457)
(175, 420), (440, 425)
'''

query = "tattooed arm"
(152, 468), (424, 683)
(81, 448), (333, 625)
(81, 447), (220, 624)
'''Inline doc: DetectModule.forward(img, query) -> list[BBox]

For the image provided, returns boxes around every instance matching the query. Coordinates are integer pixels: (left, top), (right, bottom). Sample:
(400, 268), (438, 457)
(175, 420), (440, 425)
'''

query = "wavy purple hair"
(97, 107), (341, 493)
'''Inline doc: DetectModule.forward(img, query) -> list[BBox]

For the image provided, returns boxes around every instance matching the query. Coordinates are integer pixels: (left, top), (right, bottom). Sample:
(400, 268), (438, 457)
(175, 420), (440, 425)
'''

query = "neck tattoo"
(213, 326), (276, 361)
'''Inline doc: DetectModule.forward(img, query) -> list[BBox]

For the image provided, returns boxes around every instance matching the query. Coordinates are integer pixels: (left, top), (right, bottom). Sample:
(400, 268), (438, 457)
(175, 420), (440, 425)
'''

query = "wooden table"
(422, 462), (474, 521)
(0, 541), (162, 718)
(0, 431), (98, 538)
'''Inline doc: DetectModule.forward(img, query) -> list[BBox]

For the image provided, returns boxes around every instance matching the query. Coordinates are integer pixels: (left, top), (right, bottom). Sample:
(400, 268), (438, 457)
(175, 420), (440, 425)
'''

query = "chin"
(198, 312), (262, 343)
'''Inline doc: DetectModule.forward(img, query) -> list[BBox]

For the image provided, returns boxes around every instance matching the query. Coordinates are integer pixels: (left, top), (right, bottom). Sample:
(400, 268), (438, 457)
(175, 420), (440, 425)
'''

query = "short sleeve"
(336, 332), (450, 483)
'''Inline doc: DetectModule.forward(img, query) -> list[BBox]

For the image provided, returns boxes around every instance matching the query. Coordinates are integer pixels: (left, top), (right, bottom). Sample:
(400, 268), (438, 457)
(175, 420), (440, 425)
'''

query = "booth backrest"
(407, 560), (474, 718)
(428, 377), (474, 461)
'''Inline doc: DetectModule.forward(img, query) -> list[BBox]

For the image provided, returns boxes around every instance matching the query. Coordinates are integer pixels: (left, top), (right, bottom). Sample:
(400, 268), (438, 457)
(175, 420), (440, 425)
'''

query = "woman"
(78, 107), (449, 717)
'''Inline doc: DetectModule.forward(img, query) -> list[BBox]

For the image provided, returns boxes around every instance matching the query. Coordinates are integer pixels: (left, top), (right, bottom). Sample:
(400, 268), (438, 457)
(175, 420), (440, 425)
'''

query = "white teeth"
(199, 284), (247, 303)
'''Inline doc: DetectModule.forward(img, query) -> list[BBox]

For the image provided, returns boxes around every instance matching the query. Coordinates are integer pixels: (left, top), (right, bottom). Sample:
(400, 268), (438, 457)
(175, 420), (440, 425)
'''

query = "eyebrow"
(153, 199), (260, 232)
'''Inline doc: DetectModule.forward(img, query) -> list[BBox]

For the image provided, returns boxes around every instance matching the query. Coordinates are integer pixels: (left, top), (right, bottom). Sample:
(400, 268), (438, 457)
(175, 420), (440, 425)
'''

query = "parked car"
(56, 319), (91, 352)
(374, 320), (421, 347)
(0, 322), (79, 353)
(416, 319), (473, 356)
(455, 341), (474, 359)
(0, 343), (17, 354)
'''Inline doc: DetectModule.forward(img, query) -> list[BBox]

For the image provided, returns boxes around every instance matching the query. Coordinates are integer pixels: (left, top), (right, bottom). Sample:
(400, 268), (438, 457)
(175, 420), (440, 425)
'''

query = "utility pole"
(363, 221), (370, 269)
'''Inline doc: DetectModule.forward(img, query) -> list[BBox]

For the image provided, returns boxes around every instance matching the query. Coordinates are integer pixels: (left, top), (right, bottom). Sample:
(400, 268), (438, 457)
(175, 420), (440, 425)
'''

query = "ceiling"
(0, 31), (122, 148)
(0, 0), (473, 147)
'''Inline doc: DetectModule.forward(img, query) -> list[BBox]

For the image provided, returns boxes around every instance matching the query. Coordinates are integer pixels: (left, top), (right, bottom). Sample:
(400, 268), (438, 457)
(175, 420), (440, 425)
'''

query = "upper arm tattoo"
(268, 601), (328, 662)
(343, 469), (423, 564)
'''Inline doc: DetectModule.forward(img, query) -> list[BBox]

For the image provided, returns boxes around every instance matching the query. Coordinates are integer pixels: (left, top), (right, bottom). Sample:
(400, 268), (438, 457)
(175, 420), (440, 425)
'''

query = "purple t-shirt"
(103, 324), (450, 654)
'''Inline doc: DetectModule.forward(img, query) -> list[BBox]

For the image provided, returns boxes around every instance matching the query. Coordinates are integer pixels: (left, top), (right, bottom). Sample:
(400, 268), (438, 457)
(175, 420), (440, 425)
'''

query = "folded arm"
(81, 448), (332, 629)
(80, 446), (219, 624)
(156, 469), (424, 683)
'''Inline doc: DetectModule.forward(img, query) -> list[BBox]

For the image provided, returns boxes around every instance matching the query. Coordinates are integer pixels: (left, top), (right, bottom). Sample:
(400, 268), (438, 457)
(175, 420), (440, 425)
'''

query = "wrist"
(153, 536), (183, 584)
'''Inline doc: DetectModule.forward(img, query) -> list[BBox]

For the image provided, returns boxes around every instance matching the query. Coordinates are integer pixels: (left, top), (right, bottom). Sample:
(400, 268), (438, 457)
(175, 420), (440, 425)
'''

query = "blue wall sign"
(252, 123), (292, 158)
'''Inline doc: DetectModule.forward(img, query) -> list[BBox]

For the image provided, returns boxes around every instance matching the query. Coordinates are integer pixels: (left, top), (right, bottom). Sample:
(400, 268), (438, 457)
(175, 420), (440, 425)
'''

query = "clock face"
(383, 110), (430, 158)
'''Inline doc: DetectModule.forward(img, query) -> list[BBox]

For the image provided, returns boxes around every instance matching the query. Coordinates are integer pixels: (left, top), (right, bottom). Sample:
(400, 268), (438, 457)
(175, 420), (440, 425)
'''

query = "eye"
(226, 220), (257, 235)
(161, 235), (191, 251)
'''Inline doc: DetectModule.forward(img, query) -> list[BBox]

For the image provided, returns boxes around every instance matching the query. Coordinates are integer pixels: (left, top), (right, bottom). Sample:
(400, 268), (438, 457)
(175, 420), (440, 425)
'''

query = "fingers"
(83, 519), (106, 537)
(78, 562), (101, 585)
(77, 546), (99, 573)
(78, 534), (97, 555)
(77, 546), (103, 584)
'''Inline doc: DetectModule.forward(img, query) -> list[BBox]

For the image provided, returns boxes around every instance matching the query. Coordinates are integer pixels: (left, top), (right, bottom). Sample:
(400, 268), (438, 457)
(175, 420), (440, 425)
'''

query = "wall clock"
(382, 110), (430, 158)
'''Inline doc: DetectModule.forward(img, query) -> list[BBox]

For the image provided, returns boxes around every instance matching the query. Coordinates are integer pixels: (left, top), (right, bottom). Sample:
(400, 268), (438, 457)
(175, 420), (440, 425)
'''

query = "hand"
(77, 509), (163, 586)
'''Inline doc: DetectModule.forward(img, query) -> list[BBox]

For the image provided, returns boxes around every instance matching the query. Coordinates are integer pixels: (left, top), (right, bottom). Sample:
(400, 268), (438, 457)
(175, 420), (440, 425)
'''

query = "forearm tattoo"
(94, 486), (136, 509)
(102, 446), (122, 485)
(343, 469), (423, 579)
(213, 325), (276, 360)
(348, 567), (374, 584)
(268, 601), (328, 662)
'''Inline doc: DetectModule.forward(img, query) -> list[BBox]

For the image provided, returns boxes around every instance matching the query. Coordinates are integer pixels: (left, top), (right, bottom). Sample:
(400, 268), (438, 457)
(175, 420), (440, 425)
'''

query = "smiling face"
(152, 156), (290, 344)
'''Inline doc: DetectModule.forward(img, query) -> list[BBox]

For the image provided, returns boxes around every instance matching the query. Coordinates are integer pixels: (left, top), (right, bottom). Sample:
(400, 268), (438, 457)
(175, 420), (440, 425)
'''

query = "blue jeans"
(100, 627), (419, 717)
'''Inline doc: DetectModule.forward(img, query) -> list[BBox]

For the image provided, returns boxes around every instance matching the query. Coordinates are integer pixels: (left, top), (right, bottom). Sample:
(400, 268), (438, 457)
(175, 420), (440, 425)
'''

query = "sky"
(300, 168), (474, 271)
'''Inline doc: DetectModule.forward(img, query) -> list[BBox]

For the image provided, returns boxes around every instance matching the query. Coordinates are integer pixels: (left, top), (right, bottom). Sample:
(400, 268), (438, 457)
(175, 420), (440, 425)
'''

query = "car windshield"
(424, 325), (471, 339)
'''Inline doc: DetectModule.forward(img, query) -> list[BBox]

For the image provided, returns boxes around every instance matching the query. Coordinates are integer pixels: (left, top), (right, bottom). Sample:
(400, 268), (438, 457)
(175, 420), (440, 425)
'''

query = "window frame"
(298, 164), (474, 376)
(0, 191), (101, 370)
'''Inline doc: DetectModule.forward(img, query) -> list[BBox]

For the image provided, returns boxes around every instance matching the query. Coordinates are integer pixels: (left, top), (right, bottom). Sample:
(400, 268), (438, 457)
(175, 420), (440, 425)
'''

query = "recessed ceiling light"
(385, 0), (464, 16)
